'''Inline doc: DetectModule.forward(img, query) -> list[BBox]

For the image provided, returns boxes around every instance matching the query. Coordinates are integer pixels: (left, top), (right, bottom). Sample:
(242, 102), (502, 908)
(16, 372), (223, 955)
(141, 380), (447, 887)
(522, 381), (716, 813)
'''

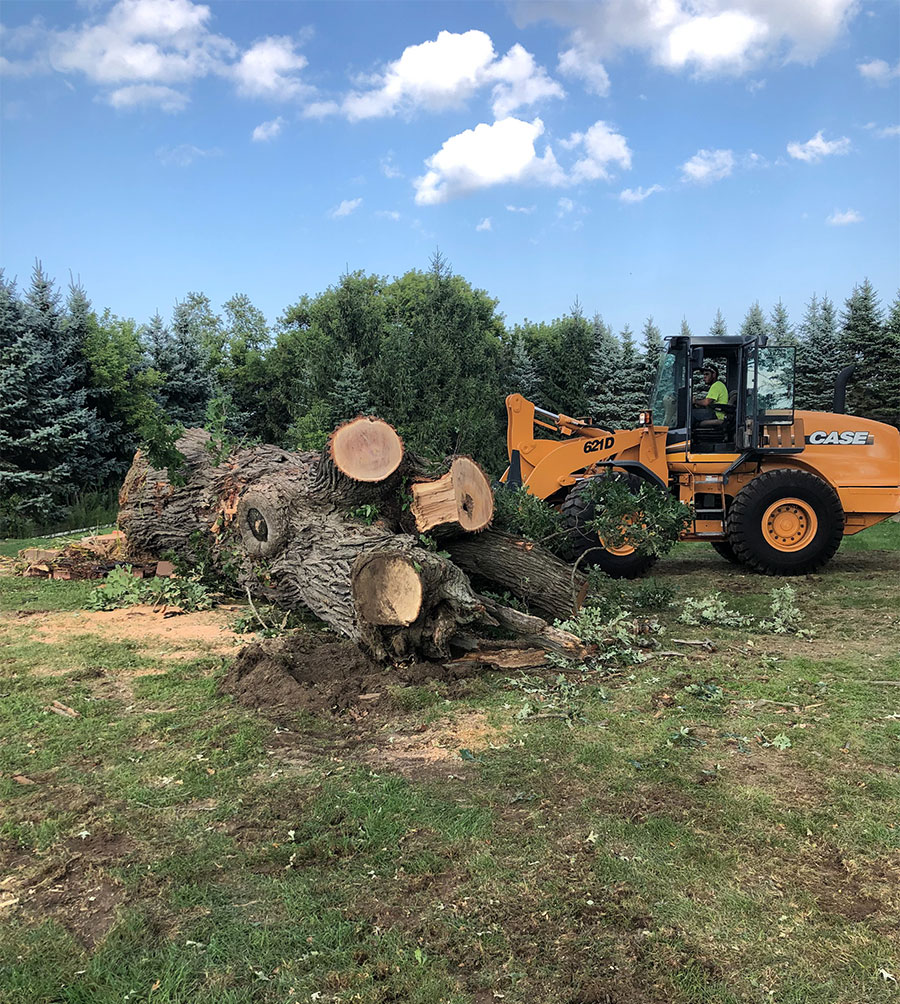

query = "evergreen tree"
(508, 332), (539, 399)
(148, 302), (215, 426)
(617, 324), (646, 427)
(796, 294), (840, 411)
(769, 300), (797, 347)
(679, 318), (693, 339)
(840, 279), (886, 418)
(0, 265), (98, 532)
(330, 350), (371, 424)
(740, 301), (767, 341)
(587, 314), (622, 429)
(641, 317), (664, 399)
(708, 309), (728, 337)
(878, 292), (900, 428)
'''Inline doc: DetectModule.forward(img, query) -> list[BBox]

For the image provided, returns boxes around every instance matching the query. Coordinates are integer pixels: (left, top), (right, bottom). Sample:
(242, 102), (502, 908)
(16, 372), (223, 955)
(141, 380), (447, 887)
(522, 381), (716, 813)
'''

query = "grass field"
(1, 523), (898, 1003)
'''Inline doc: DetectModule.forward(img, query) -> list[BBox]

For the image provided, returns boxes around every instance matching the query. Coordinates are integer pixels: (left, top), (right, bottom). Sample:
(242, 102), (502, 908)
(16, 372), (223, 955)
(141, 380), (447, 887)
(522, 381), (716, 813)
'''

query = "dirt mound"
(220, 632), (481, 716)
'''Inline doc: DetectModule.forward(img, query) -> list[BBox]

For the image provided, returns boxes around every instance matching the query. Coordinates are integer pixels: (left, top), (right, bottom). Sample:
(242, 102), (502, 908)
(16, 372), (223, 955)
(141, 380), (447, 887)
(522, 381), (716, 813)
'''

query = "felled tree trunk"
(445, 529), (588, 623)
(118, 424), (496, 660)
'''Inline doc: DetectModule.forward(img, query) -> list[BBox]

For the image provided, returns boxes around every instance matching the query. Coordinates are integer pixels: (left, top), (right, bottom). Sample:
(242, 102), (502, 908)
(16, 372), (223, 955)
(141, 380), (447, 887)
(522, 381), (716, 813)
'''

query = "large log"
(445, 529), (588, 622)
(117, 429), (486, 659)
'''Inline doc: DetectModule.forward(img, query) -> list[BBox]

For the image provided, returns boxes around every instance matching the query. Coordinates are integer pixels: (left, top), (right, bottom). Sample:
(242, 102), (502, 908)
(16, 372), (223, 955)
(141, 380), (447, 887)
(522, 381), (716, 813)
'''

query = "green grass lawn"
(1, 523), (898, 1003)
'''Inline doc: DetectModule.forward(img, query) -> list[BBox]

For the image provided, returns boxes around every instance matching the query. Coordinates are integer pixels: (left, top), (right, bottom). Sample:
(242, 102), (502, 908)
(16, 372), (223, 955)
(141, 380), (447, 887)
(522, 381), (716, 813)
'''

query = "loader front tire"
(726, 469), (843, 575)
(711, 541), (742, 564)
(560, 475), (658, 579)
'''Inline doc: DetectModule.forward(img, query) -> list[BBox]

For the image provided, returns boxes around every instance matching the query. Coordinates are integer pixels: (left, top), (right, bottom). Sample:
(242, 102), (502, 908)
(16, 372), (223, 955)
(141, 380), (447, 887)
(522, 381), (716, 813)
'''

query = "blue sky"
(1, 0), (898, 338)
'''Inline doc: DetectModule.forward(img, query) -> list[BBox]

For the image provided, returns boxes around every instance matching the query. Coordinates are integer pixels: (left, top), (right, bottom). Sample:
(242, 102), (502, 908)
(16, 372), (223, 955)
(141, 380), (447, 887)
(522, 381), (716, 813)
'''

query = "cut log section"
(410, 456), (493, 534)
(329, 416), (404, 483)
(446, 529), (587, 622)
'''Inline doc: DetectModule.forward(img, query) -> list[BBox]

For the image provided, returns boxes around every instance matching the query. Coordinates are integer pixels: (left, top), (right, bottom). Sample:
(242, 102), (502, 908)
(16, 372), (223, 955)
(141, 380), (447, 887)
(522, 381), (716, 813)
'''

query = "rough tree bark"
(445, 529), (588, 622)
(118, 425), (500, 660)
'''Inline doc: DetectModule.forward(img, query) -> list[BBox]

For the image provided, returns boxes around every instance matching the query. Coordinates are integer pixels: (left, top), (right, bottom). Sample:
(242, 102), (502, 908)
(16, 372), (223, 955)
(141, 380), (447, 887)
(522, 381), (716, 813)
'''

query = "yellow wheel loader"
(501, 332), (900, 576)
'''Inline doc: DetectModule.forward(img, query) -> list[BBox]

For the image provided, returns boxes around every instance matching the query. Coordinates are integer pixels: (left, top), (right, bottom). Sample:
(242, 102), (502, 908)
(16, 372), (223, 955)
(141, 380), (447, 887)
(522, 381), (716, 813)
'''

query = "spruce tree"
(769, 300), (797, 347)
(330, 351), (371, 424)
(0, 265), (98, 532)
(147, 302), (215, 426)
(841, 279), (886, 418)
(708, 309), (728, 337)
(508, 332), (539, 399)
(878, 292), (900, 428)
(587, 314), (622, 429)
(795, 294), (840, 411)
(679, 318), (693, 339)
(617, 324), (647, 427)
(740, 302), (767, 341)
(641, 317), (664, 399)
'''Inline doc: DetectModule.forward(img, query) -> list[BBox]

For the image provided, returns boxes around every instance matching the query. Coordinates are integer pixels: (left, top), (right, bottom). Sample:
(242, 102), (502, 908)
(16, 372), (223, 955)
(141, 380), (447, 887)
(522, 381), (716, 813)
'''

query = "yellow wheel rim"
(762, 498), (818, 552)
(602, 539), (636, 556)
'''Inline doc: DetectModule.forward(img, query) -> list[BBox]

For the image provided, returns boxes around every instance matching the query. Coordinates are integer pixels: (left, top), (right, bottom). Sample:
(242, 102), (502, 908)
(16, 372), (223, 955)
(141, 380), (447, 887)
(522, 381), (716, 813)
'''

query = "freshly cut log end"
(329, 416), (404, 483)
(352, 553), (424, 626)
(411, 456), (493, 533)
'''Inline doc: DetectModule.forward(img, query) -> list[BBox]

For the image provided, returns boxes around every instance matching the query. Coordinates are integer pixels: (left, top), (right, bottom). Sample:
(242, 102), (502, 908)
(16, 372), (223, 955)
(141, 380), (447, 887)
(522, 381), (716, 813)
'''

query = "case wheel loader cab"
(502, 327), (900, 578)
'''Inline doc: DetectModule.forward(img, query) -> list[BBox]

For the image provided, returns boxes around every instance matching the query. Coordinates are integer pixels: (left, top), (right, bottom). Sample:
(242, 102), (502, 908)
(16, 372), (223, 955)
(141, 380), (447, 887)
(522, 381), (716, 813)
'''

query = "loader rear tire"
(560, 474), (658, 579)
(726, 469), (843, 575)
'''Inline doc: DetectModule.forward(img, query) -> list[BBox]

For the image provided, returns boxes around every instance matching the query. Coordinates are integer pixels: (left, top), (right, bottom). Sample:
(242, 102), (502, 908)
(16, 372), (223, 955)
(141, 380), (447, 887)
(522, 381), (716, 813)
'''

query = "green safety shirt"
(707, 380), (729, 420)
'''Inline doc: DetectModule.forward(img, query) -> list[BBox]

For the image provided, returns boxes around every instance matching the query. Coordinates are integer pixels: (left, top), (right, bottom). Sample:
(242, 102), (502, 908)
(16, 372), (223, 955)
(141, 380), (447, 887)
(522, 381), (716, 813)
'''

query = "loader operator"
(692, 364), (728, 424)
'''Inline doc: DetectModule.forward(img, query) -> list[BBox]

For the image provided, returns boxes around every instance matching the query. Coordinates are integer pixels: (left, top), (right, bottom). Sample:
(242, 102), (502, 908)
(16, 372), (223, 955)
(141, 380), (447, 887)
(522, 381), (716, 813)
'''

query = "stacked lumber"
(118, 417), (588, 661)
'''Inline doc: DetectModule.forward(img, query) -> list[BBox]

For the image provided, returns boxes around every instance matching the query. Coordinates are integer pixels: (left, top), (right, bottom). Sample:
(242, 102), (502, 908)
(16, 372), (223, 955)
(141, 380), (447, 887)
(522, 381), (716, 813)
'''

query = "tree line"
(1, 253), (897, 536)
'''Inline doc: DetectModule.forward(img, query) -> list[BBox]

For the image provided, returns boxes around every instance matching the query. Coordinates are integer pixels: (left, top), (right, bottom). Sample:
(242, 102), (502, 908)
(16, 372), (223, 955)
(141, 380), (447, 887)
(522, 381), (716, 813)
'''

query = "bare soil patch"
(1, 831), (135, 949)
(219, 632), (483, 718)
(13, 604), (245, 660)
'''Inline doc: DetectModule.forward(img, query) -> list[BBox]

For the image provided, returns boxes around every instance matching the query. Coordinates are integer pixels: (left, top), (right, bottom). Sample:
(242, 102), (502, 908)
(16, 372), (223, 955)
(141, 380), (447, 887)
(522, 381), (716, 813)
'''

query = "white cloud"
(414, 116), (564, 205)
(380, 153), (403, 178)
(681, 148), (734, 184)
(567, 120), (632, 182)
(876, 124), (900, 139)
(329, 198), (362, 218)
(413, 115), (631, 205)
(557, 197), (575, 214)
(376, 210), (401, 221)
(156, 142), (220, 166)
(107, 82), (188, 111)
(506, 204), (536, 213)
(858, 59), (900, 84)
(557, 30), (610, 96)
(0, 1), (314, 112)
(251, 116), (284, 142)
(619, 184), (663, 203)
(826, 208), (862, 226)
(665, 12), (768, 73)
(486, 43), (564, 117)
(302, 99), (339, 118)
(517, 0), (858, 76)
(341, 30), (562, 121)
(50, 0), (235, 85)
(232, 35), (308, 99)
(476, 217), (493, 231)
(787, 130), (851, 162)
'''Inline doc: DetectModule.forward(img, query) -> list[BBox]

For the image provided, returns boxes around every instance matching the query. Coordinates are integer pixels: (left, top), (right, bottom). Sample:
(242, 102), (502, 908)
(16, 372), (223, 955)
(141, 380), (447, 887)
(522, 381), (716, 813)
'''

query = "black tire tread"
(559, 476), (658, 579)
(711, 540), (742, 564)
(726, 469), (843, 575)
